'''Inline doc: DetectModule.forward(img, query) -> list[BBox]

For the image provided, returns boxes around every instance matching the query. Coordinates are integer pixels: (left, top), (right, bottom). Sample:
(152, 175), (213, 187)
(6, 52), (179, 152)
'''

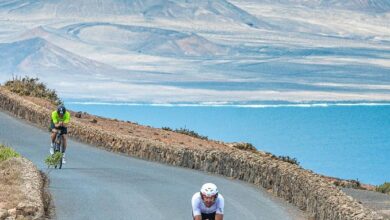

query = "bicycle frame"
(54, 130), (64, 169)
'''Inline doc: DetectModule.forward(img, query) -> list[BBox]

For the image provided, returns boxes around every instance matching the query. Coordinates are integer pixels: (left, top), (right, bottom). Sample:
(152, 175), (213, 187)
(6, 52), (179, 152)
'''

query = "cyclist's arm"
(63, 112), (70, 125)
(191, 194), (202, 220)
(55, 121), (64, 127)
(215, 195), (224, 220)
(51, 111), (61, 127)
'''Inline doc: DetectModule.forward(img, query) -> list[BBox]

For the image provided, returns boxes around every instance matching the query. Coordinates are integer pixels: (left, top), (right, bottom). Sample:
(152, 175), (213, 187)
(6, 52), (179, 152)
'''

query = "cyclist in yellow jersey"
(50, 105), (70, 163)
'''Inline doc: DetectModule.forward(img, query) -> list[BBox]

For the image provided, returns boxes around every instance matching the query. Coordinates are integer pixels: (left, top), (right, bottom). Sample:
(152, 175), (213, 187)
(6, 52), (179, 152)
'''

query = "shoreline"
(66, 101), (390, 185)
(0, 86), (386, 219)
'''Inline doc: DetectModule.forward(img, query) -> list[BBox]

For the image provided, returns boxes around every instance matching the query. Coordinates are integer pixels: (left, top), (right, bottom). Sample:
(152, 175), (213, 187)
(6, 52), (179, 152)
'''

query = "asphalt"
(342, 188), (390, 218)
(0, 110), (306, 220)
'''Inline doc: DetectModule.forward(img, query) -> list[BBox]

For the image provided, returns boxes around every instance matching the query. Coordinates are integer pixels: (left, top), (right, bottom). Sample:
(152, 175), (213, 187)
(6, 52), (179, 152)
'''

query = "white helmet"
(200, 183), (218, 197)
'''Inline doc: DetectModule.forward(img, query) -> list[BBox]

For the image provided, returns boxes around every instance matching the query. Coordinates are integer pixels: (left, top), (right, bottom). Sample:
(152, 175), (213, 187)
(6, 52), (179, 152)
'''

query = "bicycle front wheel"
(59, 142), (63, 169)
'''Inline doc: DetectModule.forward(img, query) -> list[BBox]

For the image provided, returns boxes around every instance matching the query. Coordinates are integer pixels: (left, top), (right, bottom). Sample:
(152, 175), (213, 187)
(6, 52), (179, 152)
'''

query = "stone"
(0, 209), (8, 220)
(16, 202), (37, 216)
(7, 208), (16, 218)
(75, 112), (82, 118)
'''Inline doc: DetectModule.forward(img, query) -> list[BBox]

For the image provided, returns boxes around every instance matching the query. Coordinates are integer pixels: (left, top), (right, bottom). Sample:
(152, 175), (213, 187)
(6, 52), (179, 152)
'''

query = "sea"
(66, 101), (390, 185)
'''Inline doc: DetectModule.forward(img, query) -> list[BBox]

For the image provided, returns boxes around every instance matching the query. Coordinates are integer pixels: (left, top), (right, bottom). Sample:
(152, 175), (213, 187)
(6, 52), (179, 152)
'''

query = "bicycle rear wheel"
(54, 143), (59, 169)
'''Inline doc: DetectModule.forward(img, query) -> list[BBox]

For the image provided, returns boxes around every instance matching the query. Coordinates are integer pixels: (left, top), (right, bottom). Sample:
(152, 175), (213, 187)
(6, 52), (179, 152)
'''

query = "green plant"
(44, 152), (63, 168)
(376, 182), (390, 194)
(4, 76), (62, 105)
(277, 155), (300, 166)
(350, 179), (361, 188)
(162, 127), (173, 131)
(231, 142), (257, 152)
(162, 126), (208, 140)
(0, 144), (20, 162)
(174, 128), (208, 140)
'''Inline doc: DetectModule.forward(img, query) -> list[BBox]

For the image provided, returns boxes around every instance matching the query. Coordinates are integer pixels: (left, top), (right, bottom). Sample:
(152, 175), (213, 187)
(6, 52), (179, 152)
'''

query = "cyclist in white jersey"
(191, 183), (224, 220)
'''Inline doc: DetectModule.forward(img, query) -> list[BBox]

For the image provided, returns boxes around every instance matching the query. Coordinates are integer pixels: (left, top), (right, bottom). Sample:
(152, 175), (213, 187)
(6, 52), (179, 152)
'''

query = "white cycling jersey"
(191, 192), (224, 216)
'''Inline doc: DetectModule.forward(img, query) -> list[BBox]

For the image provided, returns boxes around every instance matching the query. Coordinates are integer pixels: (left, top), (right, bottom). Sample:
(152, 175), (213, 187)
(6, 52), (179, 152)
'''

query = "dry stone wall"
(0, 88), (383, 220)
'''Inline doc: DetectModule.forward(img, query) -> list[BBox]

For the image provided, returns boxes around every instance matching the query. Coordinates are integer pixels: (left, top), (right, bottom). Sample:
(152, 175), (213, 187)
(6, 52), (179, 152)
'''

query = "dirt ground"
(0, 159), (25, 210)
(0, 157), (48, 220)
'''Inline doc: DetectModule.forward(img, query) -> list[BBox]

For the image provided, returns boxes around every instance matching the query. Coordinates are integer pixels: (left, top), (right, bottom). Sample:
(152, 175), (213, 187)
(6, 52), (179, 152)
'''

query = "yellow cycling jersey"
(51, 111), (70, 124)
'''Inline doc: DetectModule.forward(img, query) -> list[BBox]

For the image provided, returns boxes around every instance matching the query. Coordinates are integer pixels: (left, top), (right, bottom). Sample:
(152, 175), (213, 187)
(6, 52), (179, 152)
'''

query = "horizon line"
(66, 101), (390, 108)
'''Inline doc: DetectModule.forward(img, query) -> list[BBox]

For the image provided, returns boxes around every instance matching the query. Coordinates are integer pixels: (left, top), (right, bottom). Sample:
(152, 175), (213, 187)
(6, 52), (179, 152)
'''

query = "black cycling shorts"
(50, 121), (68, 134)
(193, 212), (216, 220)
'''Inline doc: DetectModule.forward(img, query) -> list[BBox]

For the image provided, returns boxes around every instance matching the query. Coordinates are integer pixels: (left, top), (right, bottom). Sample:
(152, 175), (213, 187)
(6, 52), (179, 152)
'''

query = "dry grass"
(0, 159), (26, 210)
(0, 145), (26, 210)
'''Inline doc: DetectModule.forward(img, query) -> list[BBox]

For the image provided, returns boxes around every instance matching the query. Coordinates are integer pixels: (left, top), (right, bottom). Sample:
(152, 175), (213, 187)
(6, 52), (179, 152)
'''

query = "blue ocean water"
(66, 102), (390, 185)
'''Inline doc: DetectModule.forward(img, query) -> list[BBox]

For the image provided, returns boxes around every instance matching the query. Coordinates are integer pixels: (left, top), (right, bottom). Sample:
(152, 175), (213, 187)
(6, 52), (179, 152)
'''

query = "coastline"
(66, 101), (390, 185)
(0, 86), (387, 219)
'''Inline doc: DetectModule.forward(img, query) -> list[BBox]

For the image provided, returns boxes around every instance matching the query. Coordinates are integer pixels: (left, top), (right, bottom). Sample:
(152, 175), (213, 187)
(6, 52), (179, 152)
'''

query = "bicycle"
(53, 129), (64, 169)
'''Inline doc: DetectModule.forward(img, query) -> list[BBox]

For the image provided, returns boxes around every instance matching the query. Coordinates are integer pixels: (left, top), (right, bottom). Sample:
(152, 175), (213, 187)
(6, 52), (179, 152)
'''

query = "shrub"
(0, 144), (20, 162)
(230, 142), (257, 152)
(44, 152), (63, 168)
(277, 155), (300, 166)
(377, 182), (390, 194)
(332, 179), (362, 189)
(162, 127), (173, 131)
(4, 76), (62, 105)
(175, 128), (208, 140)
(349, 179), (361, 188)
(162, 127), (208, 140)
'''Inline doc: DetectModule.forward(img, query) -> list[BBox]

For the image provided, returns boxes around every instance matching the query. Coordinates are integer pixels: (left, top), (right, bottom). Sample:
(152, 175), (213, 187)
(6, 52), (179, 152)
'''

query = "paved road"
(342, 188), (390, 218)
(0, 110), (305, 220)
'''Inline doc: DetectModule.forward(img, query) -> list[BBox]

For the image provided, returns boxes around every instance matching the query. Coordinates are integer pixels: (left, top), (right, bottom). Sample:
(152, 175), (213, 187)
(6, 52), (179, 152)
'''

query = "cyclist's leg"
(50, 130), (57, 142)
(61, 127), (68, 153)
(63, 134), (67, 152)
(50, 121), (57, 143)
(192, 211), (202, 220)
(49, 122), (57, 154)
(193, 215), (201, 220)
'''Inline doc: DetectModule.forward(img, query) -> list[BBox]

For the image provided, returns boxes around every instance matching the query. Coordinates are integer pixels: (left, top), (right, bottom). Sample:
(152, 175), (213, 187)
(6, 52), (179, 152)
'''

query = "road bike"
(53, 129), (64, 169)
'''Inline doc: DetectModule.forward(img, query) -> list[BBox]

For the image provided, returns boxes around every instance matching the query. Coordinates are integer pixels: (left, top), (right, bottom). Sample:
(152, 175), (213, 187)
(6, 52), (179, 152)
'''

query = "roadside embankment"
(0, 86), (384, 220)
(0, 156), (51, 220)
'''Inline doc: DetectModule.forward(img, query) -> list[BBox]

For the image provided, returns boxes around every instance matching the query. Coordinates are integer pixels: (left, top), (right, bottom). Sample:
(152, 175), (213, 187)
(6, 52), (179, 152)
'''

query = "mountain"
(255, 0), (390, 13)
(0, 0), (388, 103)
(61, 22), (232, 57)
(0, 37), (124, 79)
(0, 0), (268, 28)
